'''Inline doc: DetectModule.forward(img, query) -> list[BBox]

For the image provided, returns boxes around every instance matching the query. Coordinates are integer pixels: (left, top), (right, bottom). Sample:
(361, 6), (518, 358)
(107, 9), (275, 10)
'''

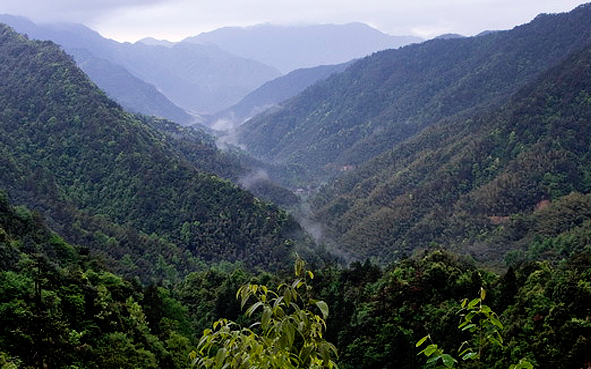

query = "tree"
(190, 257), (338, 369)
(417, 288), (533, 369)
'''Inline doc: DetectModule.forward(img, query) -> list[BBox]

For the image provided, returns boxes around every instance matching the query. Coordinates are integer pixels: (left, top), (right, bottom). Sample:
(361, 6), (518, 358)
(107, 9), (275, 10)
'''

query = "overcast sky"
(0, 0), (587, 42)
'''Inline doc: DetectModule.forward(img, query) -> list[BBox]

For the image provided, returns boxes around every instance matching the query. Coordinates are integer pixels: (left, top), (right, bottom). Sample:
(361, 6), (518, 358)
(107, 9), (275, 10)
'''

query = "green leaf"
(461, 323), (476, 331)
(416, 335), (430, 347)
(261, 307), (272, 330)
(427, 355), (442, 364)
(419, 344), (438, 357)
(490, 316), (504, 329)
(468, 298), (480, 309)
(441, 354), (458, 368)
(488, 336), (503, 347)
(246, 301), (264, 317)
(316, 301), (329, 319)
(462, 352), (478, 360)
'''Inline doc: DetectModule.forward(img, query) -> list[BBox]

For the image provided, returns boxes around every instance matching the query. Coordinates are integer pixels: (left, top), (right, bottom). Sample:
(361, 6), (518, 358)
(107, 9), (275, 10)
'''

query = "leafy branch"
(417, 288), (533, 369)
(191, 257), (338, 369)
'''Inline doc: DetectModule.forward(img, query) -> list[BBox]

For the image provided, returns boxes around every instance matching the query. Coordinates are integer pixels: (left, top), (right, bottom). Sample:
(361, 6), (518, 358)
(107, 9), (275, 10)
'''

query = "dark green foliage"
(238, 4), (591, 186)
(310, 32), (591, 266)
(145, 115), (301, 207)
(309, 250), (591, 369)
(0, 24), (311, 280)
(2, 191), (590, 369)
(0, 190), (193, 368)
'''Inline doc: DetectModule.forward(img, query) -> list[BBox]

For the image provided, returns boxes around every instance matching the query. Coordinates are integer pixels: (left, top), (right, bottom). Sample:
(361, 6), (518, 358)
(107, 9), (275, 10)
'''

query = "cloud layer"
(1, 0), (586, 41)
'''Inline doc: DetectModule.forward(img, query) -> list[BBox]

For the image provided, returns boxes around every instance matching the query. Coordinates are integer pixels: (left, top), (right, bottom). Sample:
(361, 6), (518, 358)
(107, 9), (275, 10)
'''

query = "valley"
(1, 3), (591, 368)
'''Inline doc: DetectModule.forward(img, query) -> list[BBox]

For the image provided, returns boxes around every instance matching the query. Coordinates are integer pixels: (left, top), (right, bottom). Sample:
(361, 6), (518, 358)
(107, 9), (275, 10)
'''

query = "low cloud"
(237, 169), (269, 190)
(211, 116), (246, 151)
(3, 0), (170, 24)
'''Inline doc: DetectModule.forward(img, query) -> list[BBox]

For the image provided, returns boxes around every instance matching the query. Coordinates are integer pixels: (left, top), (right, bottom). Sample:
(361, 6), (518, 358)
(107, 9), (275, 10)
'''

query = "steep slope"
(0, 191), (201, 368)
(238, 4), (591, 185)
(0, 24), (310, 276)
(311, 39), (591, 264)
(184, 23), (421, 73)
(0, 14), (193, 123)
(0, 15), (281, 115)
(144, 116), (300, 207)
(124, 42), (280, 114)
(213, 61), (353, 125)
(74, 49), (193, 124)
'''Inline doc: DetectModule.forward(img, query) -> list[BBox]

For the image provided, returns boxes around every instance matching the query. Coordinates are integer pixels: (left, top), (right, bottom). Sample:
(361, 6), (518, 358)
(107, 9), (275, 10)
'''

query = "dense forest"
(311, 40), (591, 266)
(238, 3), (591, 186)
(0, 24), (318, 281)
(2, 3), (591, 369)
(1, 191), (590, 368)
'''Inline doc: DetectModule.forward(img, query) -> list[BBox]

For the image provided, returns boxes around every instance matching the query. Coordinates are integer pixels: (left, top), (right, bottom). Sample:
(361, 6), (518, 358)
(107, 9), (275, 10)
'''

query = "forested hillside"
(0, 24), (314, 279)
(311, 31), (591, 264)
(0, 14), (193, 124)
(2, 4), (591, 368)
(238, 4), (591, 185)
(2, 192), (590, 368)
(145, 116), (301, 207)
(213, 61), (353, 125)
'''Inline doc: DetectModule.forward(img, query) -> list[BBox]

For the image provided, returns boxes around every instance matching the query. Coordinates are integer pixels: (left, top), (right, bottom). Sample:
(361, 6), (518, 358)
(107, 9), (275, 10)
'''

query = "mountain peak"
(136, 36), (175, 47)
(183, 23), (422, 73)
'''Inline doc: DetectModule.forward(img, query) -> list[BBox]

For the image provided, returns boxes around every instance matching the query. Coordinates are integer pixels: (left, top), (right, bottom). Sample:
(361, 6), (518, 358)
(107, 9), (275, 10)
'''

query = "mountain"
(183, 22), (422, 73)
(0, 24), (315, 277)
(213, 61), (353, 125)
(74, 49), (193, 124)
(144, 116), (301, 207)
(310, 23), (591, 264)
(0, 15), (281, 115)
(0, 14), (192, 123)
(237, 4), (591, 186)
(137, 36), (175, 47)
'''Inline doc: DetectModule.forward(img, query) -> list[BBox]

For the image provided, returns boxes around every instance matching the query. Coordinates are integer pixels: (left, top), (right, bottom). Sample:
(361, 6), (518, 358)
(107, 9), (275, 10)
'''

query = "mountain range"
(238, 4), (591, 186)
(0, 15), (421, 121)
(235, 3), (591, 264)
(182, 22), (422, 73)
(3, 3), (591, 270)
(0, 15), (280, 116)
(0, 24), (318, 278)
(212, 61), (354, 126)
(3, 4), (591, 369)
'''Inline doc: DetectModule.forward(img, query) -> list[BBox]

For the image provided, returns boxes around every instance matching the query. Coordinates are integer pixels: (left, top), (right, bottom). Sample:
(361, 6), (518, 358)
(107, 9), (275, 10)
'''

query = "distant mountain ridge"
(0, 14), (281, 115)
(183, 22), (422, 73)
(73, 48), (193, 124)
(213, 61), (354, 125)
(0, 14), (192, 123)
(237, 3), (591, 185)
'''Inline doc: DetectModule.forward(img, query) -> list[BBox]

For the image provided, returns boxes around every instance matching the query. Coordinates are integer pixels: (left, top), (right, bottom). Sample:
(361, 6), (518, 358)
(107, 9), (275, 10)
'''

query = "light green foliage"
(191, 257), (338, 369)
(417, 288), (533, 369)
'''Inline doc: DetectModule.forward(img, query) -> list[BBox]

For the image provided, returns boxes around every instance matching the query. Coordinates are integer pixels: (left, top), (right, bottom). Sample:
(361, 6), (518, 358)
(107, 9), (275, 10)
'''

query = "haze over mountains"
(238, 4), (591, 184)
(2, 3), (591, 267)
(0, 24), (319, 275)
(182, 23), (422, 73)
(233, 3), (591, 263)
(214, 61), (354, 126)
(0, 14), (281, 116)
(3, 3), (591, 368)
(0, 15), (421, 123)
